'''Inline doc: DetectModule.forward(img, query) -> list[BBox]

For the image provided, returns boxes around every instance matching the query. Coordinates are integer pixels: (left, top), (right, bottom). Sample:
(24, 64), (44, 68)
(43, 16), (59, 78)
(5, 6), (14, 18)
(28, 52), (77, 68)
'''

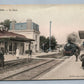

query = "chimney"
(26, 19), (32, 30)
(11, 20), (16, 30)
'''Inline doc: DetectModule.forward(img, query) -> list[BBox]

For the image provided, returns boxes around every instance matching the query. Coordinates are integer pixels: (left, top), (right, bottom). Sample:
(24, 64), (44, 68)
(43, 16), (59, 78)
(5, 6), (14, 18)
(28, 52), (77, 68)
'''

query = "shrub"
(25, 50), (30, 54)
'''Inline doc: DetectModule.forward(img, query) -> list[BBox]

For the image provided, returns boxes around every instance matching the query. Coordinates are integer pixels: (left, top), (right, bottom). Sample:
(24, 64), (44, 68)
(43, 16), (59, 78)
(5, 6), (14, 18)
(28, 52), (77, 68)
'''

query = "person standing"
(74, 45), (80, 62)
(28, 42), (33, 61)
(16, 48), (20, 59)
(79, 54), (84, 69)
(0, 48), (4, 68)
(30, 49), (32, 57)
(28, 49), (32, 61)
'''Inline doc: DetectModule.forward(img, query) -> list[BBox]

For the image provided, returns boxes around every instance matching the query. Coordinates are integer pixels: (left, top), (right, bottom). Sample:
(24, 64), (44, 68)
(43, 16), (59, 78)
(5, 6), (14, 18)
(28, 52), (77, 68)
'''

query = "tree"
(51, 36), (57, 50)
(0, 19), (11, 30)
(46, 36), (57, 50)
(40, 36), (46, 50)
(40, 35), (57, 51)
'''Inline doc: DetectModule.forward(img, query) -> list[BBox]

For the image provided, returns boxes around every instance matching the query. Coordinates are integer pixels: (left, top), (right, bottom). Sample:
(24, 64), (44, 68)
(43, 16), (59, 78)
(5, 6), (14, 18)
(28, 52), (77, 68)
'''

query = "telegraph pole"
(49, 21), (52, 51)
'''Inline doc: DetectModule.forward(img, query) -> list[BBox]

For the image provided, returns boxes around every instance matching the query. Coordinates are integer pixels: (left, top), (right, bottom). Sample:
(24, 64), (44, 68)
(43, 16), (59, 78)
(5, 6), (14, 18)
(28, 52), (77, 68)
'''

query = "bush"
(25, 50), (30, 54)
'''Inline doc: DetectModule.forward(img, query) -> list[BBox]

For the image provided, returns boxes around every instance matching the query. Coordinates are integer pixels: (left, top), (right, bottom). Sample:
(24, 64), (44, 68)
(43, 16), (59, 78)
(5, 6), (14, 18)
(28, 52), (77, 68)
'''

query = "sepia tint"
(0, 5), (84, 80)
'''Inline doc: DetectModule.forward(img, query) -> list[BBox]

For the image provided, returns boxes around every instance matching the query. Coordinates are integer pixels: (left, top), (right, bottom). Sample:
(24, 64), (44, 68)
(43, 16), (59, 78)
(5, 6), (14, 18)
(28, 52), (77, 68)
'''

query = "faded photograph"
(0, 5), (84, 80)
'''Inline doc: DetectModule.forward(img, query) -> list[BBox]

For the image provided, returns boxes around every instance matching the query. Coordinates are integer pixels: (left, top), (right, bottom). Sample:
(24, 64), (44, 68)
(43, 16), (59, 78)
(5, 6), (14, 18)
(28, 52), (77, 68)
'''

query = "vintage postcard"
(0, 4), (84, 80)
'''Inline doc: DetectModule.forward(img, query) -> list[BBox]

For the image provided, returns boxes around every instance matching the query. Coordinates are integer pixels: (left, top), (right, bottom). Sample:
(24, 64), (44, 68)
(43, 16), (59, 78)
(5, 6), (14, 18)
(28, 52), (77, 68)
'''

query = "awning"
(0, 30), (35, 42)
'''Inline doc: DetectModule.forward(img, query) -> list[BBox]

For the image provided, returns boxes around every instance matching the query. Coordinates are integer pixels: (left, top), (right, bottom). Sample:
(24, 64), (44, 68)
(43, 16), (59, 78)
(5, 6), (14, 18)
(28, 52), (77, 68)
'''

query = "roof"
(79, 31), (84, 39)
(0, 30), (35, 42)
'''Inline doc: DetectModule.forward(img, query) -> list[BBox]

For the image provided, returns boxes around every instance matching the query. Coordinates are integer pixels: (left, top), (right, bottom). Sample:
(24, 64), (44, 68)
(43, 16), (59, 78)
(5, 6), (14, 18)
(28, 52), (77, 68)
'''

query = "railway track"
(4, 59), (26, 68)
(2, 59), (64, 80)
(0, 58), (46, 74)
(0, 58), (27, 70)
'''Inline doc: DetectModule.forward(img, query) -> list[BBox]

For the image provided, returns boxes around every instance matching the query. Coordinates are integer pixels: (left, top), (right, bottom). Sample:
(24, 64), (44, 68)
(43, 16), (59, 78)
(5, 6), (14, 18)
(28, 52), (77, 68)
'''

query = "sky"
(0, 5), (84, 44)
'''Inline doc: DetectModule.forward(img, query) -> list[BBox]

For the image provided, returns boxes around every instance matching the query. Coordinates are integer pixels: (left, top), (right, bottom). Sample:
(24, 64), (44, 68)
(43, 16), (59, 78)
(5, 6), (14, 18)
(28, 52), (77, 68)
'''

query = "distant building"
(9, 19), (40, 53)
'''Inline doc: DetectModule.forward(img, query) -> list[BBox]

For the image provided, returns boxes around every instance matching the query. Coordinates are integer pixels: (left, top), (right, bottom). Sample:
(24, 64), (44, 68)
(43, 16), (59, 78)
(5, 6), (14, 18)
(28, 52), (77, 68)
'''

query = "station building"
(9, 19), (40, 53)
(0, 24), (34, 55)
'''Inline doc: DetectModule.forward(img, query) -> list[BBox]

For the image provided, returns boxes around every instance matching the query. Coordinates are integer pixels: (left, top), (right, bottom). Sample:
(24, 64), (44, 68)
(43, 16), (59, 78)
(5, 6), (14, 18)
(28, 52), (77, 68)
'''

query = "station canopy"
(0, 30), (35, 42)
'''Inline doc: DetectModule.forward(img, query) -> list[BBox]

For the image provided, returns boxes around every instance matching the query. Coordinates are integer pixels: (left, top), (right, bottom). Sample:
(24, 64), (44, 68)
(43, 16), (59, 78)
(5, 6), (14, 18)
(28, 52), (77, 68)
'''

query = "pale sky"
(0, 5), (84, 44)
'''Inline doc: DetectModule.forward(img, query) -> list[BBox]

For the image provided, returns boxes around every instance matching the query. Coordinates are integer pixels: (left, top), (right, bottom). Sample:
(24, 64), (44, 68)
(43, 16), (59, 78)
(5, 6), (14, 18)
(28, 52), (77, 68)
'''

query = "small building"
(0, 30), (34, 55)
(79, 31), (84, 48)
(9, 19), (40, 53)
(79, 31), (84, 39)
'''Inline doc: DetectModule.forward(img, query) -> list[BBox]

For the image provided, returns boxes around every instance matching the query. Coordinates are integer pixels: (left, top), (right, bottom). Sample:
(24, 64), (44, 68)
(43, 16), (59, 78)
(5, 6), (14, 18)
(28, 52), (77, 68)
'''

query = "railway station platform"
(4, 51), (59, 62)
(39, 55), (84, 80)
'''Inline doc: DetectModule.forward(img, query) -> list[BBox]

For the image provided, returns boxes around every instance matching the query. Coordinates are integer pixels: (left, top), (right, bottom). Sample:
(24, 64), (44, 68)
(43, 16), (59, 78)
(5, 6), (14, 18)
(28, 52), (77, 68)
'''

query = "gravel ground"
(0, 58), (46, 74)
(37, 53), (63, 58)
(0, 53), (66, 80)
(4, 59), (64, 80)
